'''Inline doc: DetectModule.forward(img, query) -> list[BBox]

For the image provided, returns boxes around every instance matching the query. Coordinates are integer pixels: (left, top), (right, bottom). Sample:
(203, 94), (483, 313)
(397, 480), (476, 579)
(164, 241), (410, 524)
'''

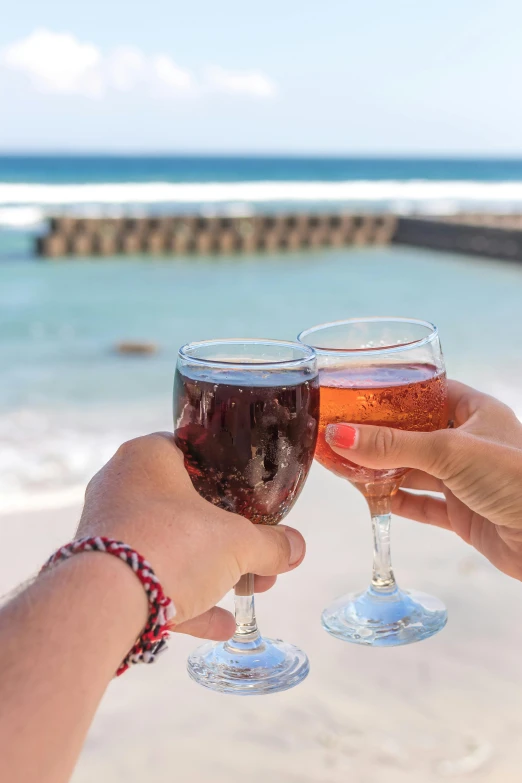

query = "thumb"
(325, 422), (456, 479)
(240, 525), (306, 576)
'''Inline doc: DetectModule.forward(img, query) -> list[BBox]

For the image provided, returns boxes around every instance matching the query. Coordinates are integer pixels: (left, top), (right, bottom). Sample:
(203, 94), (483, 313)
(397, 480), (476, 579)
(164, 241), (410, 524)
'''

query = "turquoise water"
(2, 154), (522, 511)
(2, 244), (522, 512)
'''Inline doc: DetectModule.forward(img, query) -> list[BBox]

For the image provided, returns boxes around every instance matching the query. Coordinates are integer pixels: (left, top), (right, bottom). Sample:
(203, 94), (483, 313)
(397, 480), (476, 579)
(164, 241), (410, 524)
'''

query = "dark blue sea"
(3, 155), (522, 183)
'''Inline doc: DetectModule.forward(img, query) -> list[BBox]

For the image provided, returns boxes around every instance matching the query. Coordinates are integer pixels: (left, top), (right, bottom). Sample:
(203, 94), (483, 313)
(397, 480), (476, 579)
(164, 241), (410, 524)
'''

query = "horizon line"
(2, 150), (522, 160)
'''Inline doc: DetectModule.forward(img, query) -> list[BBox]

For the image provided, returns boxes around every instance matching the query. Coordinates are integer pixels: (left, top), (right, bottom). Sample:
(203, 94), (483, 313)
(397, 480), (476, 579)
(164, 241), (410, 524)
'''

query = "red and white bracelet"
(41, 536), (176, 676)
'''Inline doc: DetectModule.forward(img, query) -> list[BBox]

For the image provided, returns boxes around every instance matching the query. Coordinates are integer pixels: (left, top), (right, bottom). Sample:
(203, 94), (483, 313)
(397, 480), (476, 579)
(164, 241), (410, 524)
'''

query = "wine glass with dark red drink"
(298, 318), (448, 647)
(174, 339), (319, 694)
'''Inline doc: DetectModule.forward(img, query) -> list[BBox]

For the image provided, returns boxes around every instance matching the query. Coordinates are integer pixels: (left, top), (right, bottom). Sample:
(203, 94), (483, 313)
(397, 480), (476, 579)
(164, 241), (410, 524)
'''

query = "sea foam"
(2, 180), (522, 226)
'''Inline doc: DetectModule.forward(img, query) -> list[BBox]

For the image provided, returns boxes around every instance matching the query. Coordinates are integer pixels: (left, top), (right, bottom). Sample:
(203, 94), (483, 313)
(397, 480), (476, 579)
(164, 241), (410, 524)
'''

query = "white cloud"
(2, 28), (103, 97)
(205, 65), (277, 97)
(152, 55), (193, 91)
(0, 29), (277, 102)
(106, 47), (194, 94)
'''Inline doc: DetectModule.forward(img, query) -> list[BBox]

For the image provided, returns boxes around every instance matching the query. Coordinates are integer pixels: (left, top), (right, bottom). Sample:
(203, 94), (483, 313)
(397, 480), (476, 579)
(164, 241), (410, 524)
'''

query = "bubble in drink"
(174, 369), (319, 525)
(315, 363), (448, 486)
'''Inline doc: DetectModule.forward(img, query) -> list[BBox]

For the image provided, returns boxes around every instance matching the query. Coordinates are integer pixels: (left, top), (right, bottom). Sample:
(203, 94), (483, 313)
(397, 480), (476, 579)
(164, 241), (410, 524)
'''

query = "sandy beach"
(2, 463), (522, 783)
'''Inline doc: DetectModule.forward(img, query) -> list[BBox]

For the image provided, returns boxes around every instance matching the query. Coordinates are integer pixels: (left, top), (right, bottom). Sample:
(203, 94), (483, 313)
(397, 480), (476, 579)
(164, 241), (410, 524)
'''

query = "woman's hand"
(326, 380), (522, 581)
(77, 432), (306, 640)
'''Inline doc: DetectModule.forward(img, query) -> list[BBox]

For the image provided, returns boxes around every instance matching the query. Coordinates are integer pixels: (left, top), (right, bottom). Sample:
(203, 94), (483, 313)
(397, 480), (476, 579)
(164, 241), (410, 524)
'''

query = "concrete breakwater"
(36, 213), (522, 262)
(36, 214), (397, 257)
(394, 216), (522, 262)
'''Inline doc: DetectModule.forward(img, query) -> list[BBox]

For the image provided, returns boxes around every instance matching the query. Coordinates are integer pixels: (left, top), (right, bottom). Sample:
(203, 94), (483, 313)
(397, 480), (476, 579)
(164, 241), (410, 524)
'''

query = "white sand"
(2, 465), (522, 783)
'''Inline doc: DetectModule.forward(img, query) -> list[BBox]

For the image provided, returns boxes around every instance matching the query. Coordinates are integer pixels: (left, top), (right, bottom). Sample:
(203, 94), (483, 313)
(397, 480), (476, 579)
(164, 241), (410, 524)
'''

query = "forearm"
(0, 553), (147, 783)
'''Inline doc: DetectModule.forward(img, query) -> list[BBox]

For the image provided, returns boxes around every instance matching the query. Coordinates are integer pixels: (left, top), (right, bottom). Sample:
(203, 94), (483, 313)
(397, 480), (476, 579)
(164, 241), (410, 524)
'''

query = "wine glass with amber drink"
(298, 318), (448, 646)
(174, 339), (319, 693)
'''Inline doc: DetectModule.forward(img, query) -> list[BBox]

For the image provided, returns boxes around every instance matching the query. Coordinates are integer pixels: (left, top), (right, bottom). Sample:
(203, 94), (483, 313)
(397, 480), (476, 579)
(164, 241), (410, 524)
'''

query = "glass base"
(321, 586), (447, 647)
(187, 635), (309, 695)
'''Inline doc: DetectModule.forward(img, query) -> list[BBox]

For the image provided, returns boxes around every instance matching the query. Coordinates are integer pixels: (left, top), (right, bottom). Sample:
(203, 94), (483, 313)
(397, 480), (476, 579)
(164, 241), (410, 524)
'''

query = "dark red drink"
(174, 368), (319, 525)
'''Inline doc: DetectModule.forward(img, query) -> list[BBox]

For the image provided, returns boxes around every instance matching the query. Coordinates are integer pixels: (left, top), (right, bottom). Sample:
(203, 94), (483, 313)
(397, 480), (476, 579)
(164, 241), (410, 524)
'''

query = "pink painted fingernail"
(325, 423), (359, 450)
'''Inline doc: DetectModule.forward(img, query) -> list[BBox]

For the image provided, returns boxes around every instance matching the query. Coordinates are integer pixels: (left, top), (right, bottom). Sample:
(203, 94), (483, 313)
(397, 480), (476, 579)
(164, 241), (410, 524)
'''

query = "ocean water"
(4, 155), (522, 229)
(1, 156), (522, 514)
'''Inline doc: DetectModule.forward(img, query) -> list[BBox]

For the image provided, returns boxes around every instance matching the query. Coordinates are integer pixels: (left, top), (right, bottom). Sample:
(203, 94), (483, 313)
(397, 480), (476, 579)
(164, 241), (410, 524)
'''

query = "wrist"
(76, 505), (192, 600)
(45, 550), (149, 657)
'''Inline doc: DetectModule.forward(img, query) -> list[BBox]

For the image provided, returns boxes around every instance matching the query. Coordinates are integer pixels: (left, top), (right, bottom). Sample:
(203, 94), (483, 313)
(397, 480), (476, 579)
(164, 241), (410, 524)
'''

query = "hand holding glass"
(298, 318), (448, 646)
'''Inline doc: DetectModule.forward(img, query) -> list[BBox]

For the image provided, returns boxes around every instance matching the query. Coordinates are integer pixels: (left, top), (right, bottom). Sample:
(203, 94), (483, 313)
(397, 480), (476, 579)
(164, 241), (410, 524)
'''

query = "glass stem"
(368, 496), (397, 593)
(229, 573), (263, 649)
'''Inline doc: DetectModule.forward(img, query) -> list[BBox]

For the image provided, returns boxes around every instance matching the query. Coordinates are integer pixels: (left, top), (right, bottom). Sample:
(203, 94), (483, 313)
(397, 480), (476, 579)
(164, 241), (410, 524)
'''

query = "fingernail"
(326, 423), (359, 450)
(283, 527), (305, 566)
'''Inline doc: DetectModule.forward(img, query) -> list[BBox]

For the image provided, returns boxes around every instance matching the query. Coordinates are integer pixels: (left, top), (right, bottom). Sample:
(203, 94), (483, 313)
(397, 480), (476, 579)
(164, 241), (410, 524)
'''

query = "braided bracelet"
(41, 536), (176, 676)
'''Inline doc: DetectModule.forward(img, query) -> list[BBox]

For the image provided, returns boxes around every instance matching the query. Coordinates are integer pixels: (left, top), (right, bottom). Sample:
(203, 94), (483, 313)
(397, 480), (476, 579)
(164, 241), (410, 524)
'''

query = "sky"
(0, 0), (521, 154)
